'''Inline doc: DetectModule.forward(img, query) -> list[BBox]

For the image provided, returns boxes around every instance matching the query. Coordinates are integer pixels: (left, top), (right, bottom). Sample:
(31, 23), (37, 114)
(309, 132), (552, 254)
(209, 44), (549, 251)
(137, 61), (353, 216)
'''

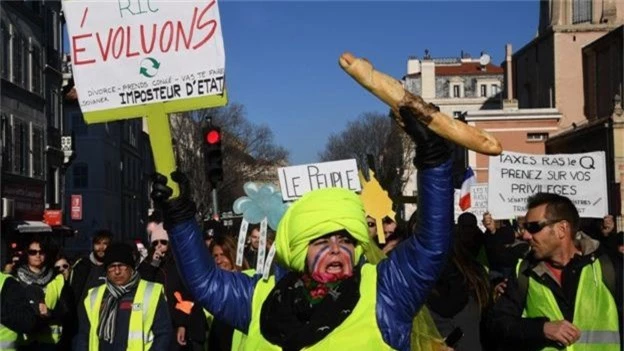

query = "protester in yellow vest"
(152, 107), (456, 351)
(75, 242), (173, 351)
(13, 238), (70, 350)
(485, 193), (622, 351)
(0, 272), (41, 351)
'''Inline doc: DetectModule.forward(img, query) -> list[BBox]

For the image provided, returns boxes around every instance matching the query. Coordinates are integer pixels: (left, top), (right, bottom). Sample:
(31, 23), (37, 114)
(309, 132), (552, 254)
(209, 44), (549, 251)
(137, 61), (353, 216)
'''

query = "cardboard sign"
(488, 151), (608, 219)
(63, 0), (225, 115)
(278, 159), (361, 201)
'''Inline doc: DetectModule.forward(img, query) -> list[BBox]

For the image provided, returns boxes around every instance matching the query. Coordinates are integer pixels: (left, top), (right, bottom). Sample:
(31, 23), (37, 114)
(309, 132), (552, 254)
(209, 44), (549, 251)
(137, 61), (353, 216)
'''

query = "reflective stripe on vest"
(85, 280), (163, 351)
(518, 259), (620, 351)
(244, 263), (394, 350)
(0, 273), (18, 351)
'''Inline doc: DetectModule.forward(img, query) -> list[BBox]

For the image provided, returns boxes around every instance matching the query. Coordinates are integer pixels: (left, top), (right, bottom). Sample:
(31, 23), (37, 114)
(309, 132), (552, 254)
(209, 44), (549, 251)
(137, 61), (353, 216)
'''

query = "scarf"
(16, 265), (55, 287)
(89, 252), (104, 266)
(260, 266), (361, 351)
(97, 271), (140, 343)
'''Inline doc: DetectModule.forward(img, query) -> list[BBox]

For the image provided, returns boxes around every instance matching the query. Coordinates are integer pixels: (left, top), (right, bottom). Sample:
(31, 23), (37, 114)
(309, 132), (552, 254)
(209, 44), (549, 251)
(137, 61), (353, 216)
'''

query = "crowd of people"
(1, 109), (622, 351)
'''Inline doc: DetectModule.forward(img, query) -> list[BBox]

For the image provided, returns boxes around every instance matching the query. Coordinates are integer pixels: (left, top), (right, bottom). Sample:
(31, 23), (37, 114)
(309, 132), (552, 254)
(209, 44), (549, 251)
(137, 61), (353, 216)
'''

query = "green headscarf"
(275, 188), (370, 272)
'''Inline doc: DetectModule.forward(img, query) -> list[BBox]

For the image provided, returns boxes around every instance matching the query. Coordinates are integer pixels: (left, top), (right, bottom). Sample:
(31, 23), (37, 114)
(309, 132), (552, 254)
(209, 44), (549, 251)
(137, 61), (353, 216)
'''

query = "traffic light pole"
(211, 186), (219, 218)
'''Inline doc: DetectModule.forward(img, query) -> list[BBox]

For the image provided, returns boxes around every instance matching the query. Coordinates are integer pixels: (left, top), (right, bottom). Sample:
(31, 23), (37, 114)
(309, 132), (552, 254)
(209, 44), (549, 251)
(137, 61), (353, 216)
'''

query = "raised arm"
(152, 173), (258, 333)
(376, 106), (454, 349)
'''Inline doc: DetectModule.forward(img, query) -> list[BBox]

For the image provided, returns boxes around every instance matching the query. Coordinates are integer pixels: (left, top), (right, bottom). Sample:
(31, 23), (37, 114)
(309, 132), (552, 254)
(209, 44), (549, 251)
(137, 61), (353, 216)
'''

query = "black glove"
(399, 105), (452, 170)
(150, 171), (197, 231)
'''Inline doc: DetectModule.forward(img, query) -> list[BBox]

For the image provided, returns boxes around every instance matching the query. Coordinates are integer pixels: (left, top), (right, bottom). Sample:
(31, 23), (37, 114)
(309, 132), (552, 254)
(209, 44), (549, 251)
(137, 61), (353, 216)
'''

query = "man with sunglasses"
(138, 212), (208, 351)
(485, 193), (622, 351)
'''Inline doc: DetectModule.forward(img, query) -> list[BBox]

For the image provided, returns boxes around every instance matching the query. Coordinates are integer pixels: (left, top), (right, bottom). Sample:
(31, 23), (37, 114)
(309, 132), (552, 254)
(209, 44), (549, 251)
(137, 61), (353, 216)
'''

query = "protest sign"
(63, 0), (228, 195)
(278, 159), (361, 201)
(63, 0), (226, 118)
(488, 151), (608, 219)
(453, 184), (488, 232)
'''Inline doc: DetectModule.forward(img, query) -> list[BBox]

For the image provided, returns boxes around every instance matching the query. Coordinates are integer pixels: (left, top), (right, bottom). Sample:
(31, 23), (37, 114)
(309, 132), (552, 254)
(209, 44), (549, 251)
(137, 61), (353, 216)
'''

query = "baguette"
(339, 52), (503, 156)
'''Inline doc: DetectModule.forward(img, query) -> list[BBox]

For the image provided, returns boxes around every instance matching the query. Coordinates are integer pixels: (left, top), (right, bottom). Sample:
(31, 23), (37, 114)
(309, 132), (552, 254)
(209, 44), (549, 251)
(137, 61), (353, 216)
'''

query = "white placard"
(488, 151), (608, 219)
(63, 0), (225, 112)
(453, 184), (488, 232)
(278, 159), (361, 201)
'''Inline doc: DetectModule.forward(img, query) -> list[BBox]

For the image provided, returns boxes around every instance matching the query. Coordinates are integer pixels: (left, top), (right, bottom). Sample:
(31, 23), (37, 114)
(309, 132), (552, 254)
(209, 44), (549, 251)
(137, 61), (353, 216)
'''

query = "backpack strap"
(597, 253), (616, 300)
(516, 259), (531, 305)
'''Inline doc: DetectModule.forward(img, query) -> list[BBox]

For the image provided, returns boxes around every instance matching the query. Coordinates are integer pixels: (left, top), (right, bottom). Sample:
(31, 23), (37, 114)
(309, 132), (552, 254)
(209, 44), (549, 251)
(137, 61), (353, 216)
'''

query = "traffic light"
(203, 126), (223, 185)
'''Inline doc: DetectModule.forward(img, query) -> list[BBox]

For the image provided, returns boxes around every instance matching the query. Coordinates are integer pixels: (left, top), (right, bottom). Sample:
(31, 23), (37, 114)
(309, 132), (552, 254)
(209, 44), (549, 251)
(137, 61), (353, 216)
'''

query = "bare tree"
(170, 103), (289, 217)
(318, 112), (414, 202)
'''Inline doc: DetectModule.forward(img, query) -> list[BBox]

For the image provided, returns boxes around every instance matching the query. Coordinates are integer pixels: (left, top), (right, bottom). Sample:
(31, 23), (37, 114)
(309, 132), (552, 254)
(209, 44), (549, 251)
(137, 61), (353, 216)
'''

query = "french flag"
(459, 167), (476, 211)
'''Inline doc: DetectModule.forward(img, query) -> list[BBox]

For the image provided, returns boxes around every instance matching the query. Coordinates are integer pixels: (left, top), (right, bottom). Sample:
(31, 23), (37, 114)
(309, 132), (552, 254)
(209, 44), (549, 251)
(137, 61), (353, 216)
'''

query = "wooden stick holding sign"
(62, 0), (228, 196)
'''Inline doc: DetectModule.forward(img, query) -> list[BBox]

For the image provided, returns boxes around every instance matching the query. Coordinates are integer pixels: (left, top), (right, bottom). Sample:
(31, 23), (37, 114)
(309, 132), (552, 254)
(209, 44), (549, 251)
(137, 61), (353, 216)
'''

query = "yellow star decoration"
(358, 170), (396, 244)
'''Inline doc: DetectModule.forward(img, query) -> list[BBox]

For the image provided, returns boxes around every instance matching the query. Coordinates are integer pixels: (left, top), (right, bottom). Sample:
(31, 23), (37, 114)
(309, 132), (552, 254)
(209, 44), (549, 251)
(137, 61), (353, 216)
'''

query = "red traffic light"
(205, 129), (221, 145)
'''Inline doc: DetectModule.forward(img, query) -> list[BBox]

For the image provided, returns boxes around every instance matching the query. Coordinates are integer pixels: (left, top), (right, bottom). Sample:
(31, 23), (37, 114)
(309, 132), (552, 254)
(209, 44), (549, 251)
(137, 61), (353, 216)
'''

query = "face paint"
(306, 235), (355, 283)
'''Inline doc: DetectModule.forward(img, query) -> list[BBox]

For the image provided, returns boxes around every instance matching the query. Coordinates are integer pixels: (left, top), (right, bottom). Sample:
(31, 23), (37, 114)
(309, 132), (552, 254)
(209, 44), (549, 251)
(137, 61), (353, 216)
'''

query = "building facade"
(1, 1), (67, 239)
(62, 71), (154, 254)
(513, 0), (624, 128)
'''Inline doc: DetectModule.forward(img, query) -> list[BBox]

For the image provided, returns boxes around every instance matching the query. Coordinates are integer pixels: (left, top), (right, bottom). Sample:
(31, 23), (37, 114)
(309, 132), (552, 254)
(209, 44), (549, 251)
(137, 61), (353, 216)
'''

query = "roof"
(435, 62), (503, 76)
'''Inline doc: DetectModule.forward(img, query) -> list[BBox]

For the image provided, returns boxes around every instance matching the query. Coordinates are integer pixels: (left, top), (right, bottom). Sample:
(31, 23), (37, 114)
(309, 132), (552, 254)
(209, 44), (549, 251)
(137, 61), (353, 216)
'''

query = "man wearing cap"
(151, 107), (454, 350)
(75, 242), (172, 351)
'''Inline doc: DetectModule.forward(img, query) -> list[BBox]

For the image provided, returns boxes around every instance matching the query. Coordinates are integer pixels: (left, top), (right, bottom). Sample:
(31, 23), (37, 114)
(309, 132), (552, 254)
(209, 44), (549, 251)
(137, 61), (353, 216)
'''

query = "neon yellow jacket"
(521, 259), (620, 351)
(84, 280), (164, 351)
(0, 273), (19, 351)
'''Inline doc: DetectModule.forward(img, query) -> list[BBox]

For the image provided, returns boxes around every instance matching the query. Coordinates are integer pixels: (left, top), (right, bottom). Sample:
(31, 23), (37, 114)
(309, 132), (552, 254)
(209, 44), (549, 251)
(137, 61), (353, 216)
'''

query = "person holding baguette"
(151, 101), (456, 350)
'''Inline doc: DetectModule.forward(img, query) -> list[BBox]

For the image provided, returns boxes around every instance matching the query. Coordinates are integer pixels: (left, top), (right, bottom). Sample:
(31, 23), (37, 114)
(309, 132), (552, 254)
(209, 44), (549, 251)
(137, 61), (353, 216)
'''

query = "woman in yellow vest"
(152, 108), (456, 351)
(75, 241), (173, 351)
(13, 238), (70, 350)
(0, 272), (41, 351)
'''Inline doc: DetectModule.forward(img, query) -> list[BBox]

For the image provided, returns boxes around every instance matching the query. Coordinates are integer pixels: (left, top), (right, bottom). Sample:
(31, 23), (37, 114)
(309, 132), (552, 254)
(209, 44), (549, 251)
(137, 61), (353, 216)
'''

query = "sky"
(65, 1), (540, 165)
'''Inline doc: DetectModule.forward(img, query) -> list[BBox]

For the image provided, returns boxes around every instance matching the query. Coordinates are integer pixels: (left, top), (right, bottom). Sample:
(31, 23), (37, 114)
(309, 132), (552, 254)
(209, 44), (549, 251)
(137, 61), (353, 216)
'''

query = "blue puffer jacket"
(168, 160), (453, 351)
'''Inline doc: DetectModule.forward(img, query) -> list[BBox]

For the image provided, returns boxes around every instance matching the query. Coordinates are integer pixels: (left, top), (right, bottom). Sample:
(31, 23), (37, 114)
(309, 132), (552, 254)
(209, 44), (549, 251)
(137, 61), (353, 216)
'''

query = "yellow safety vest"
(0, 273), (19, 351)
(85, 280), (163, 351)
(244, 263), (393, 350)
(519, 259), (620, 351)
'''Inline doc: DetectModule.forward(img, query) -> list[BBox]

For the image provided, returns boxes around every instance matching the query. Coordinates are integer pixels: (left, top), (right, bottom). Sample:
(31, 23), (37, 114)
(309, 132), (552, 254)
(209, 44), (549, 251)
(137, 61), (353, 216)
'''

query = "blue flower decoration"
(233, 182), (288, 231)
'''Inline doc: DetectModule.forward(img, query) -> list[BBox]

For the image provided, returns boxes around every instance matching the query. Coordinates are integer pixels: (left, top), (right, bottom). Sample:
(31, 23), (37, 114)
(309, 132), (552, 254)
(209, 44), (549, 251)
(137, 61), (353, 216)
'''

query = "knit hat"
(103, 242), (136, 268)
(148, 222), (169, 243)
(275, 187), (370, 272)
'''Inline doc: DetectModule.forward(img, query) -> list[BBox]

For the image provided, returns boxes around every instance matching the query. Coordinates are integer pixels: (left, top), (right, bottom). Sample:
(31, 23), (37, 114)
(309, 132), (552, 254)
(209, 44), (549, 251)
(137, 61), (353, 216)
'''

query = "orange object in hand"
(174, 291), (194, 315)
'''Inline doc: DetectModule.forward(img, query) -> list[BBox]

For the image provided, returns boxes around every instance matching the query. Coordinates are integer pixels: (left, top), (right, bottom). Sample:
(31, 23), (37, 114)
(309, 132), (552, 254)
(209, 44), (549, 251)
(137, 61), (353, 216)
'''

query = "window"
(527, 133), (549, 142)
(71, 112), (88, 136)
(452, 85), (461, 98)
(30, 44), (42, 95)
(491, 84), (499, 96)
(32, 126), (44, 178)
(13, 119), (29, 176)
(1, 22), (10, 80)
(73, 163), (89, 188)
(2, 114), (12, 171)
(13, 32), (23, 86)
(573, 0), (592, 24)
(480, 85), (487, 97)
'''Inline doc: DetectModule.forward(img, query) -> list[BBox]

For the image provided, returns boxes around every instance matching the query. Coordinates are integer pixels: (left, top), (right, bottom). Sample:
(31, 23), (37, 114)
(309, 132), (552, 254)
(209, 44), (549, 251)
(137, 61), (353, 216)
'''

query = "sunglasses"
(27, 249), (45, 256)
(151, 240), (168, 247)
(55, 264), (69, 270)
(367, 222), (376, 228)
(522, 219), (562, 235)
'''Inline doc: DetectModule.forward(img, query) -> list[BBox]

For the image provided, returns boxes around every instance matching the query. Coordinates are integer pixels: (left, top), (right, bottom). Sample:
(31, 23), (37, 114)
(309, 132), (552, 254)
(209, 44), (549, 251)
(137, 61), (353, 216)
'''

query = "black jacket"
(74, 280), (172, 351)
(70, 255), (107, 305)
(138, 253), (208, 347)
(484, 235), (623, 351)
(0, 275), (41, 333)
